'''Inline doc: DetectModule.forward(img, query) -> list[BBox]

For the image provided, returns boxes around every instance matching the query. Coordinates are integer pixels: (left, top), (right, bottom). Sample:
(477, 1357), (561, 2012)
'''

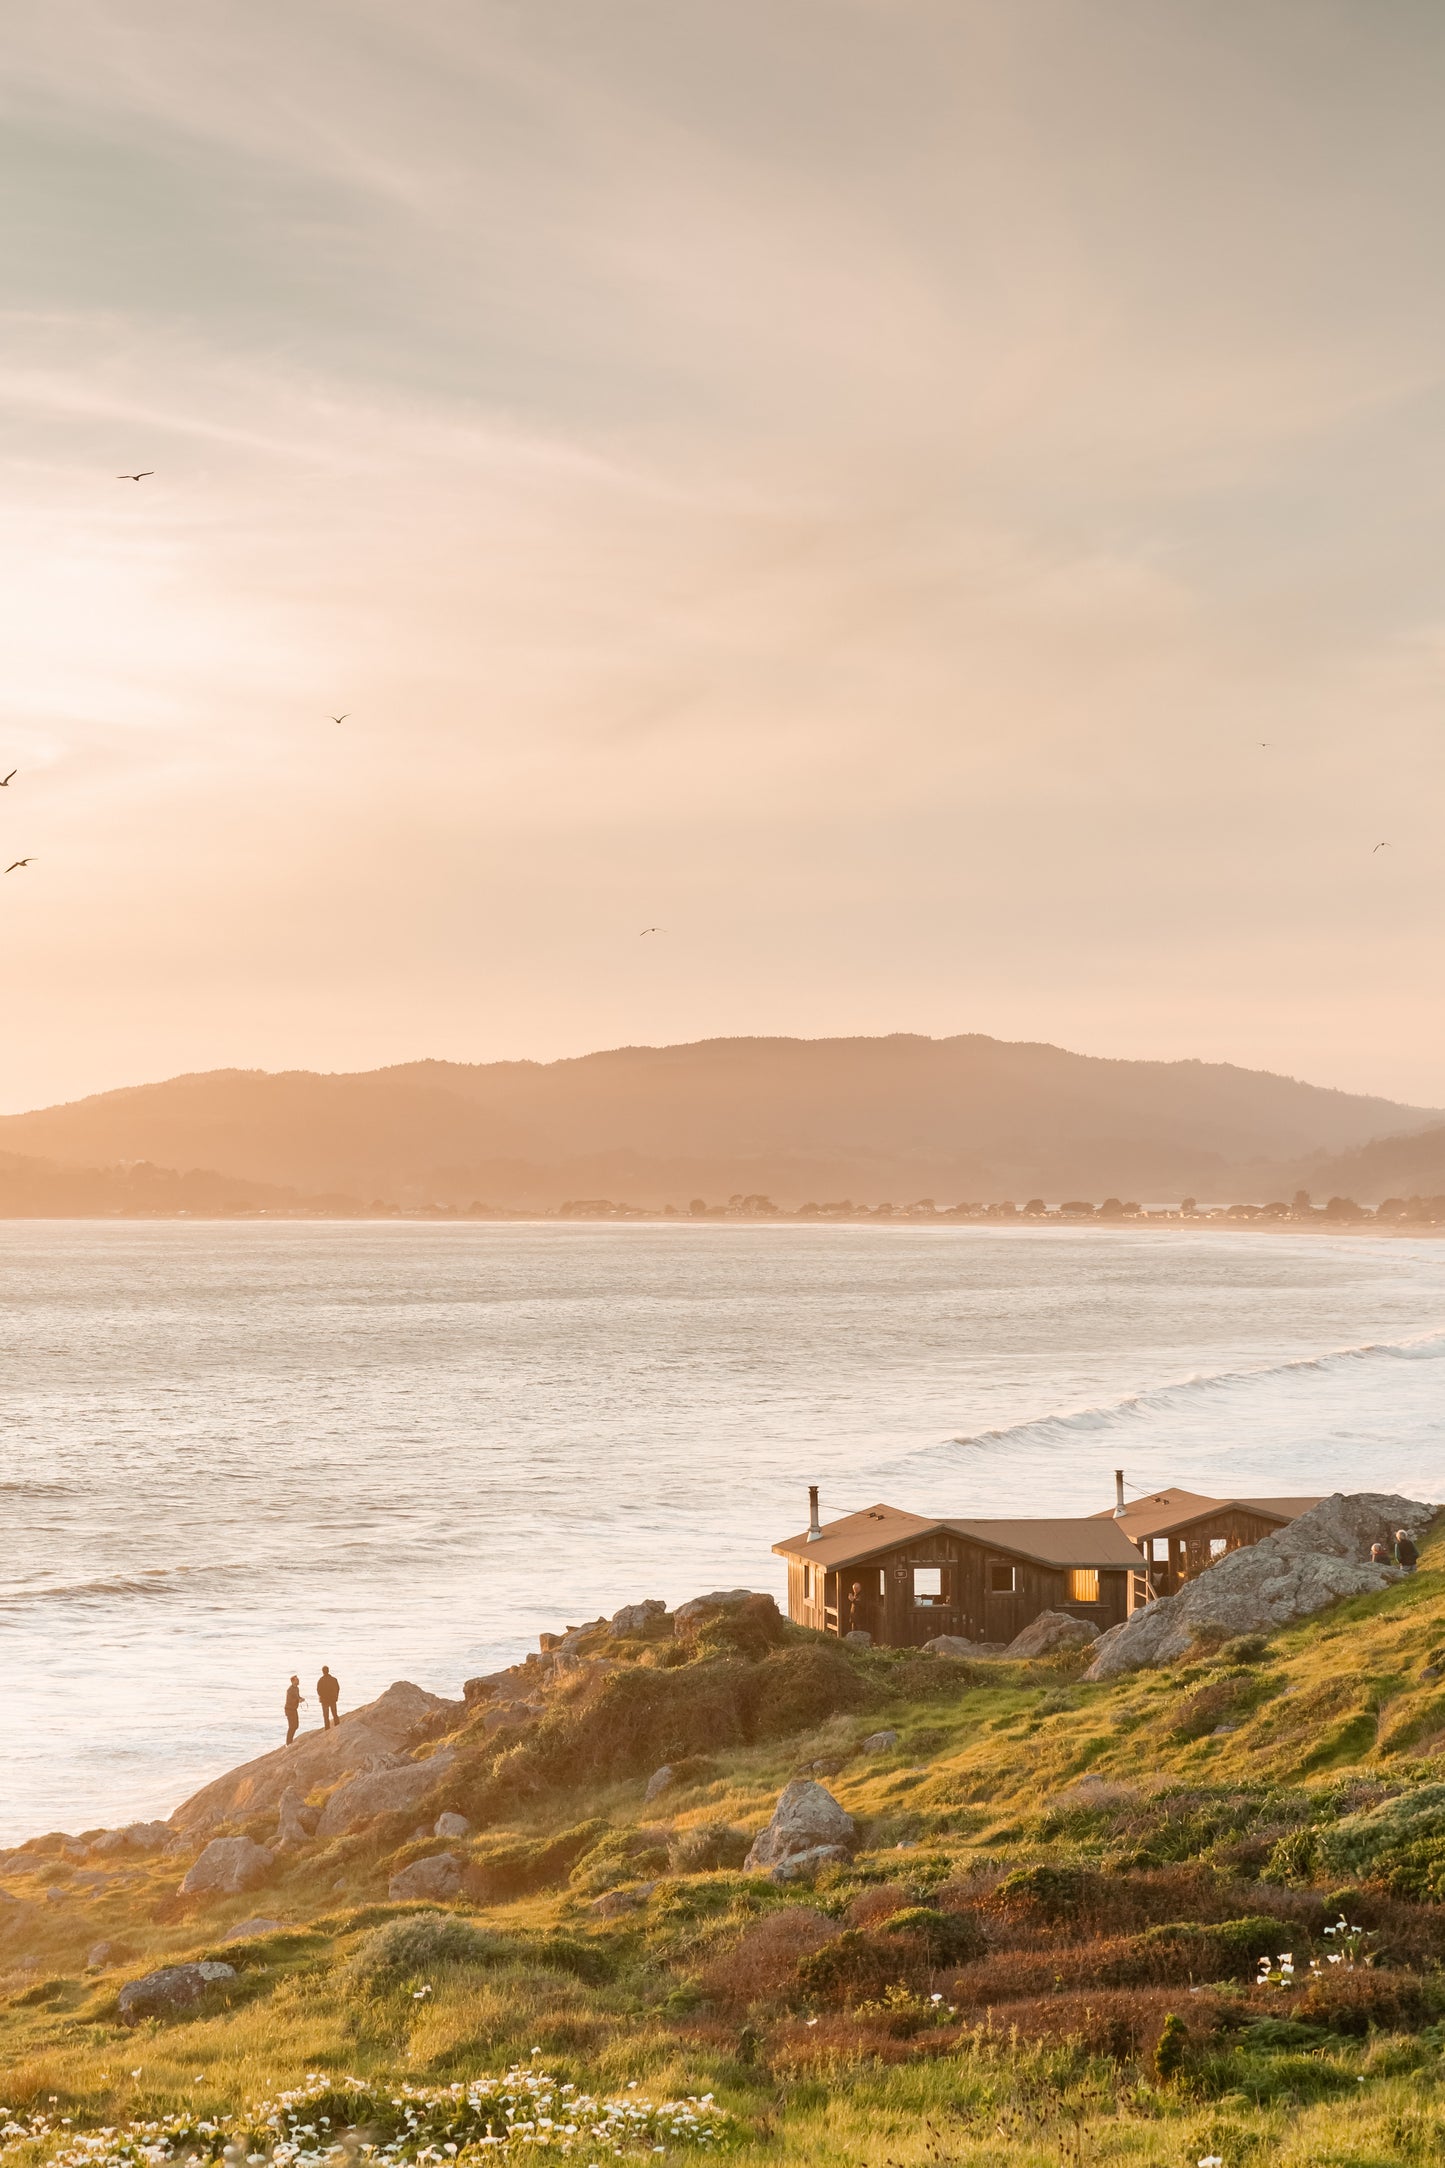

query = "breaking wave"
(892, 1324), (1445, 1472)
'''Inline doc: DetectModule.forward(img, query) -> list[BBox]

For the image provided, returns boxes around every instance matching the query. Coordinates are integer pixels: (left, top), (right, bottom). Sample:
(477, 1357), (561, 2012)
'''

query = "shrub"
(465, 1819), (608, 1901)
(701, 1904), (837, 2006)
(1153, 2010), (1187, 2079)
(1169, 1672), (1264, 1743)
(1263, 1825), (1318, 1885)
(1126, 1915), (1283, 1983)
(531, 1933), (620, 1984)
(879, 1905), (987, 1965)
(794, 1927), (912, 2006)
(1317, 1783), (1445, 1897)
(345, 1914), (501, 1992)
(668, 1824), (750, 1873)
(1293, 1967), (1445, 2036)
(992, 1863), (1100, 1919)
(689, 1596), (787, 1661)
(570, 1829), (670, 1895)
(1218, 1634), (1270, 1664)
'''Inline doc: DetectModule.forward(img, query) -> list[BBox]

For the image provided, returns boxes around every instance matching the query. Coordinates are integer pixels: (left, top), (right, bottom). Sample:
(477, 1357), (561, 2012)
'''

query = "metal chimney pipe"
(806, 1484), (823, 1542)
(1113, 1469), (1127, 1518)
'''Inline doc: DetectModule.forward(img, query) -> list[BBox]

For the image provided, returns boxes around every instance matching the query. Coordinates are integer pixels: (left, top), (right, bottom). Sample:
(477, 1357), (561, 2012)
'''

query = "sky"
(3, 0), (1445, 1113)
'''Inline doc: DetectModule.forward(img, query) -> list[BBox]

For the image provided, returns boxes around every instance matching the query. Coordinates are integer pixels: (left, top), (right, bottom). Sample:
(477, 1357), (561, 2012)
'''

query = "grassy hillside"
(0, 1033), (1437, 1209)
(9, 1541), (1445, 2168)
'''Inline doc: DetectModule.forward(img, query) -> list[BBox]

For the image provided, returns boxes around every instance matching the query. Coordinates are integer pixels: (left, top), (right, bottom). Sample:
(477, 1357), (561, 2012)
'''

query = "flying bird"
(1373, 841), (1391, 852)
(331, 713), (349, 725)
(639, 926), (663, 935)
(5, 858), (33, 873)
(0, 770), (14, 787)
(117, 470), (153, 481)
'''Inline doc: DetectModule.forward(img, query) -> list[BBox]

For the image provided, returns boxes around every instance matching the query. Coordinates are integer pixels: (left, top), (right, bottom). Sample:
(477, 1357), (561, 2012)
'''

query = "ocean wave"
(0, 1569), (197, 1609)
(895, 1323), (1445, 1469)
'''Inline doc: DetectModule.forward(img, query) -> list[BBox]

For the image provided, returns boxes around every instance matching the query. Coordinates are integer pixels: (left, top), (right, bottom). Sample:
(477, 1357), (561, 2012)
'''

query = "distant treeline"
(557, 1189), (1445, 1224)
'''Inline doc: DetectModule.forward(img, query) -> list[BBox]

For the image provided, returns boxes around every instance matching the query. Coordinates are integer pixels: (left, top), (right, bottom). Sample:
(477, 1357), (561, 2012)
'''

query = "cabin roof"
(1092, 1490), (1323, 1540)
(773, 1503), (1141, 1570)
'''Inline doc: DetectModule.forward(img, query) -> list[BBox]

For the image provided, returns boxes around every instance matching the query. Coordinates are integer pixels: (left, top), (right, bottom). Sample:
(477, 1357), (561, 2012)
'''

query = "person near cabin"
(1395, 1528), (1420, 1574)
(316, 1665), (341, 1728)
(284, 1674), (305, 1744)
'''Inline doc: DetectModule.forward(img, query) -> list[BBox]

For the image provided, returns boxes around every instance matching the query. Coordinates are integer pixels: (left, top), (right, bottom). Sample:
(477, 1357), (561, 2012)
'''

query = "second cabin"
(773, 1497), (1141, 1648)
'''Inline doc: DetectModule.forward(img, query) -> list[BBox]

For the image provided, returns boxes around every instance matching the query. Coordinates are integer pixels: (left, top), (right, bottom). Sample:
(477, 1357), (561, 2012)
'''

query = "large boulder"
(171, 1681), (465, 1832)
(922, 1634), (984, 1658)
(180, 1835), (274, 1897)
(1086, 1492), (1435, 1680)
(314, 1747), (456, 1838)
(118, 1960), (235, 2024)
(275, 1787), (315, 1849)
(387, 1852), (462, 1902)
(674, 1589), (764, 1635)
(609, 1600), (670, 1637)
(1006, 1611), (1100, 1659)
(767, 1843), (849, 1885)
(90, 1820), (172, 1857)
(745, 1779), (855, 1871)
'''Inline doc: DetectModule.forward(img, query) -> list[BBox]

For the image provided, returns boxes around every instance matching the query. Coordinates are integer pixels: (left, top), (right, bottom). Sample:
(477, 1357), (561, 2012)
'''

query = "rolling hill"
(0, 1033), (1436, 1210)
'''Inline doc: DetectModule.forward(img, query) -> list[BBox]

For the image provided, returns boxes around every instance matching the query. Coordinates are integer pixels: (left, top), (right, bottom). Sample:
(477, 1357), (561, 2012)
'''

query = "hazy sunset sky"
(3, 1), (1445, 1112)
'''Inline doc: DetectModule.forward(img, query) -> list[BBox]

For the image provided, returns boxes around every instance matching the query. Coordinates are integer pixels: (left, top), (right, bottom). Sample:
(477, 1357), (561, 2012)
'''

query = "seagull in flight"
(5, 858), (33, 873)
(1374, 841), (1391, 852)
(639, 926), (663, 936)
(117, 470), (153, 481)
(331, 713), (349, 725)
(0, 770), (14, 787)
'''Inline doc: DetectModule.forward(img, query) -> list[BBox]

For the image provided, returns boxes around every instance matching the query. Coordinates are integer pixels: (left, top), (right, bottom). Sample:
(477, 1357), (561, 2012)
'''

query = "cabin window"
(1209, 1537), (1228, 1559)
(1149, 1538), (1169, 1563)
(912, 1565), (943, 1603)
(988, 1561), (1017, 1594)
(1068, 1568), (1100, 1603)
(876, 1567), (886, 1594)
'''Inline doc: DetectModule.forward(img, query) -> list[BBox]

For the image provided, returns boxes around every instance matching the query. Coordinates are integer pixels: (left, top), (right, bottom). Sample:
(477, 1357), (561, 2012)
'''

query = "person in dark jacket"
(1395, 1529), (1419, 1573)
(285, 1674), (305, 1744)
(1370, 1542), (1390, 1564)
(316, 1666), (340, 1729)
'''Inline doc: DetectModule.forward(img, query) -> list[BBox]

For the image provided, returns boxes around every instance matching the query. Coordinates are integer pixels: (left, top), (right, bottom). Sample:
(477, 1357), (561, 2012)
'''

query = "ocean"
(2, 1219), (1443, 1845)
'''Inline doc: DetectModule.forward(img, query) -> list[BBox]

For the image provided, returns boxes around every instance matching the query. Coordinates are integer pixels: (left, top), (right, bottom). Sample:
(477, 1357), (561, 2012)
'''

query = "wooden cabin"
(1093, 1489), (1321, 1601)
(773, 1501), (1142, 1648)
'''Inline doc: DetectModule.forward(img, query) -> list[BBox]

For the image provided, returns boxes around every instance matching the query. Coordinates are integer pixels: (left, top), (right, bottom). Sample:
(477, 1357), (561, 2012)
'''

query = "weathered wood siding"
(785, 1534), (1128, 1648)
(1135, 1507), (1288, 1601)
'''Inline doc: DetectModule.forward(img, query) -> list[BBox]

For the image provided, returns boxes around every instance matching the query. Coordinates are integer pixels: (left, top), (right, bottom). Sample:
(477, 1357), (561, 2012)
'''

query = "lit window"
(1150, 1538), (1169, 1563)
(1209, 1537), (1228, 1559)
(912, 1565), (942, 1602)
(1068, 1569), (1100, 1603)
(988, 1561), (1017, 1594)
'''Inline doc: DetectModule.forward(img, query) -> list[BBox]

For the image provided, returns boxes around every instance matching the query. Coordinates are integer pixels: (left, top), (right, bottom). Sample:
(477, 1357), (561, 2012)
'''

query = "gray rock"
(86, 1941), (114, 1970)
(842, 1629), (872, 1646)
(462, 1669), (516, 1707)
(90, 1821), (172, 1857)
(275, 1787), (314, 1849)
(767, 1844), (849, 1884)
(609, 1599), (669, 1637)
(1005, 1611), (1100, 1659)
(222, 1917), (285, 1941)
(744, 1779), (855, 1871)
(314, 1748), (456, 1838)
(387, 1852), (462, 1902)
(922, 1634), (981, 1658)
(434, 1811), (471, 1839)
(1085, 1492), (1434, 1680)
(589, 1881), (656, 1917)
(673, 1589), (763, 1634)
(180, 1835), (275, 1897)
(644, 1765), (675, 1803)
(861, 1730), (899, 1754)
(118, 1960), (235, 2024)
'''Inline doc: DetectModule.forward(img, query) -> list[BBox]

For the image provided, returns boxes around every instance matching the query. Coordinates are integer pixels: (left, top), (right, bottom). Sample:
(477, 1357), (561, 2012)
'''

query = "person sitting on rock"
(285, 1674), (305, 1744)
(1370, 1542), (1391, 1564)
(316, 1666), (340, 1729)
(1395, 1528), (1420, 1574)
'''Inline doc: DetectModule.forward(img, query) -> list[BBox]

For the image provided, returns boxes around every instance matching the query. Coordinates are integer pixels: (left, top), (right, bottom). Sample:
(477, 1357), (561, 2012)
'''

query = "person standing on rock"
(316, 1666), (340, 1729)
(284, 1674), (306, 1744)
(1395, 1529), (1420, 1573)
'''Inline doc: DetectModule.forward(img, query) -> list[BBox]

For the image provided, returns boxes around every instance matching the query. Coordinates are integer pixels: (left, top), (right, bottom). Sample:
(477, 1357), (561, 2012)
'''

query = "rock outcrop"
(744, 1779), (855, 1871)
(171, 1681), (464, 1832)
(1006, 1611), (1100, 1659)
(609, 1600), (669, 1637)
(222, 1916), (284, 1941)
(861, 1729), (899, 1753)
(90, 1821), (171, 1856)
(117, 1960), (235, 2024)
(922, 1634), (982, 1658)
(387, 1852), (462, 1902)
(674, 1589), (763, 1635)
(275, 1787), (315, 1849)
(766, 1843), (850, 1884)
(1085, 1492), (1435, 1680)
(180, 1834), (275, 1897)
(315, 1748), (456, 1838)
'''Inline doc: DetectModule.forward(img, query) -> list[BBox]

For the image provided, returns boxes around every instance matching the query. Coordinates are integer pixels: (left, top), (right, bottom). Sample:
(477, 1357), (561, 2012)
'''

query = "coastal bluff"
(171, 1680), (463, 1833)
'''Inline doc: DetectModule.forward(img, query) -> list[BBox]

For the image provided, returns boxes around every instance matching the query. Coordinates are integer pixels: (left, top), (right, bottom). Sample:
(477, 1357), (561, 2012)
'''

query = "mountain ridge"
(0, 1031), (1438, 1209)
